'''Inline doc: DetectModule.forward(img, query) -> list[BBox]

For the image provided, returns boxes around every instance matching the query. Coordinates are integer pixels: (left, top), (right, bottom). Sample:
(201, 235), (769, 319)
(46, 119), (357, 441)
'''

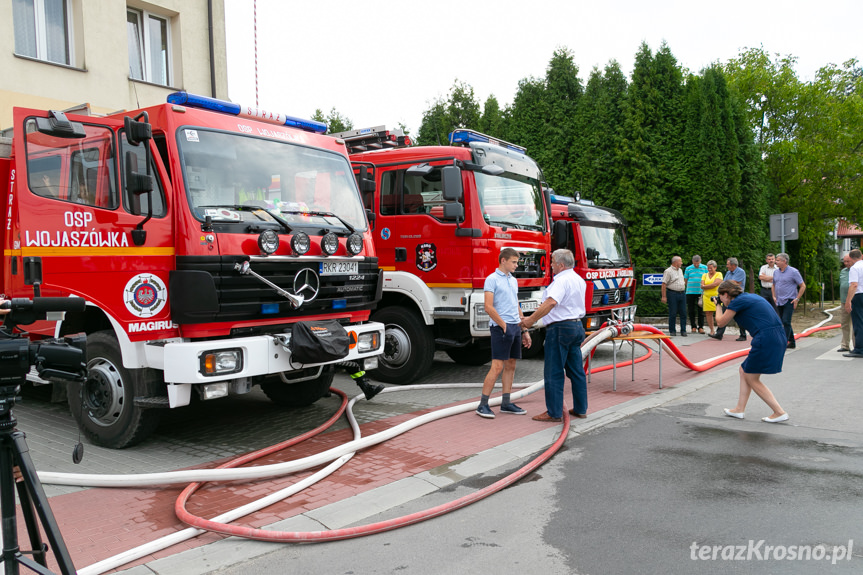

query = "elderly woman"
(715, 280), (789, 423)
(700, 260), (723, 336)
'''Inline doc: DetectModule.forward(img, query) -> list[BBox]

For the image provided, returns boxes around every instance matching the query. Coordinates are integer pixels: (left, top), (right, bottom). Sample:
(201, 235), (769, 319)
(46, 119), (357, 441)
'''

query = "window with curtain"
(126, 7), (170, 86)
(13, 0), (71, 65)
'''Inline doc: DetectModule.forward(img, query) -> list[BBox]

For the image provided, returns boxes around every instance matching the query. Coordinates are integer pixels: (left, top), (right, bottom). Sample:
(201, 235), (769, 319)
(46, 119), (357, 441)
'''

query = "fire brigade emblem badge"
(416, 242), (437, 272)
(381, 227), (391, 240)
(123, 274), (168, 318)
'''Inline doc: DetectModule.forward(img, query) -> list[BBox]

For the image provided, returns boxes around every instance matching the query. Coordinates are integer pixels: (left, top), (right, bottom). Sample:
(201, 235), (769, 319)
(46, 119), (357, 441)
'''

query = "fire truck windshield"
(178, 129), (366, 231)
(475, 172), (545, 231)
(582, 224), (630, 268)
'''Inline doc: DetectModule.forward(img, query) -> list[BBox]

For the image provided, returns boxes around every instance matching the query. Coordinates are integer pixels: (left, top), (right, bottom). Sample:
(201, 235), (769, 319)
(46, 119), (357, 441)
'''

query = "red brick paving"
(22, 336), (749, 573)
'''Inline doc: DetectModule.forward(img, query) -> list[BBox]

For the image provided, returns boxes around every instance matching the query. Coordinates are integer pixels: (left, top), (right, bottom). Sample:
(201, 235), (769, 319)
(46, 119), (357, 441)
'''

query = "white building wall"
(0, 0), (227, 129)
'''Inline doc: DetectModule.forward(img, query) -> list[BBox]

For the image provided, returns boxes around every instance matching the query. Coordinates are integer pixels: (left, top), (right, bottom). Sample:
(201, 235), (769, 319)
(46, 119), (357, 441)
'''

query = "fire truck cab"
(549, 194), (636, 329)
(0, 94), (384, 448)
(330, 128), (549, 384)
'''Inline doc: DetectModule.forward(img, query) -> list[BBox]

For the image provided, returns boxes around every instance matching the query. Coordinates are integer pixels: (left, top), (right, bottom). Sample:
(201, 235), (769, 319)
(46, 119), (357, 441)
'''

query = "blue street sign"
(642, 273), (664, 286)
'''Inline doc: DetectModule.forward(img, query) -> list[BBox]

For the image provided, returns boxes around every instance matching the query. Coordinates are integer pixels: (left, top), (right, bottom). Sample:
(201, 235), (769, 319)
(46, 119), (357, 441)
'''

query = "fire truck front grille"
(591, 288), (625, 307)
(171, 255), (381, 325)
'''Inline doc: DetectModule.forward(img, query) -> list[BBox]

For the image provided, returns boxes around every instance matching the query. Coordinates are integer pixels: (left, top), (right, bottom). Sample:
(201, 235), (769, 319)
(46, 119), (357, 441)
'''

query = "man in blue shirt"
(772, 252), (806, 349)
(476, 248), (531, 418)
(714, 258), (748, 341)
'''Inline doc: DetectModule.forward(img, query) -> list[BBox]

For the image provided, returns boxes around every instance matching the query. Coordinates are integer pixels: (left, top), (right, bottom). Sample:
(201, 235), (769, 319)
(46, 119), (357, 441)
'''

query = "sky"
(224, 0), (861, 134)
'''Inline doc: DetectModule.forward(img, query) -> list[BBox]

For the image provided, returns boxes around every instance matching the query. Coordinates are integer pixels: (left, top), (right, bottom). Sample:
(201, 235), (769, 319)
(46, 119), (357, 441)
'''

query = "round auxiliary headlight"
(257, 229), (279, 254)
(346, 233), (363, 255)
(290, 231), (310, 255)
(321, 232), (339, 255)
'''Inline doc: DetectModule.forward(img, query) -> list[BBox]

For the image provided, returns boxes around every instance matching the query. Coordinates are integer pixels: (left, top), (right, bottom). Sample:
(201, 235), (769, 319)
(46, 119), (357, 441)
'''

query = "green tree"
(579, 61), (627, 204)
(725, 48), (863, 290)
(415, 97), (447, 146)
(313, 107), (353, 133)
(479, 95), (504, 137)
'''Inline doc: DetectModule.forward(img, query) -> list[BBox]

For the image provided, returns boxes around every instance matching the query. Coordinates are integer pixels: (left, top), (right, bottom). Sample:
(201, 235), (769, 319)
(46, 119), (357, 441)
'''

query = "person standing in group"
(684, 255), (708, 334)
(844, 249), (863, 358)
(702, 261), (723, 337)
(475, 248), (531, 418)
(837, 253), (855, 353)
(521, 249), (588, 422)
(771, 253), (806, 349)
(715, 258), (748, 341)
(715, 281), (789, 423)
(758, 253), (778, 313)
(661, 256), (687, 337)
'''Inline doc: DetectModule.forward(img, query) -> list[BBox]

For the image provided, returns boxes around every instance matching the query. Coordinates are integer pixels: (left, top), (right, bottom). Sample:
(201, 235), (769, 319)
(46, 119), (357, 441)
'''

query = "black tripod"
(0, 386), (75, 575)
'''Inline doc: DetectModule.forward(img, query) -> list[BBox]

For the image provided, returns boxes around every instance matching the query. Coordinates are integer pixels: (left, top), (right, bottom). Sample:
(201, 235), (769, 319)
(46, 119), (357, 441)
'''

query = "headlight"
(258, 229), (279, 254)
(357, 331), (381, 352)
(346, 233), (363, 255)
(290, 232), (310, 255)
(199, 348), (243, 376)
(321, 232), (338, 255)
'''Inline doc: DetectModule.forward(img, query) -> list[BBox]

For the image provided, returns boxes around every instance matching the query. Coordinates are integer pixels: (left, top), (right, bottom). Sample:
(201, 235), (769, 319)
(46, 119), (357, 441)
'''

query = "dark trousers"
(717, 320), (747, 338)
(777, 301), (796, 344)
(760, 287), (778, 314)
(687, 293), (704, 330)
(667, 290), (686, 334)
(852, 293), (863, 354)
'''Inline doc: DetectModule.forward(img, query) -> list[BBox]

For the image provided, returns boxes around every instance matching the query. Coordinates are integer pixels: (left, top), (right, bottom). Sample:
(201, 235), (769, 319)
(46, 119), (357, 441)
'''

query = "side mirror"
(481, 164), (504, 176)
(124, 115), (152, 145)
(441, 165), (463, 201)
(357, 165), (376, 193)
(551, 220), (569, 251)
(125, 151), (153, 245)
(35, 111), (86, 139)
(443, 201), (464, 221)
(406, 163), (433, 176)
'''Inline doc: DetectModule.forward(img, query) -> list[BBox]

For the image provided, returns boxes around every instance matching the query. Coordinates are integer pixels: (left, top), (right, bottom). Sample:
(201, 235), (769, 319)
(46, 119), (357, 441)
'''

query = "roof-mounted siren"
(328, 126), (412, 155)
(448, 129), (527, 154)
(166, 92), (327, 134)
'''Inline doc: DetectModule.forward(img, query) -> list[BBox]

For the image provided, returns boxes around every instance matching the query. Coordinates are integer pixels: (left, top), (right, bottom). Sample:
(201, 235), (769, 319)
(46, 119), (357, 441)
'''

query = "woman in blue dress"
(715, 280), (789, 423)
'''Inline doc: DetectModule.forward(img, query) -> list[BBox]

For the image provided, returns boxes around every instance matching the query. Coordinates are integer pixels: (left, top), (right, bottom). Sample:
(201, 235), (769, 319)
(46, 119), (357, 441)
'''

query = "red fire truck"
(327, 128), (549, 383)
(0, 93), (384, 448)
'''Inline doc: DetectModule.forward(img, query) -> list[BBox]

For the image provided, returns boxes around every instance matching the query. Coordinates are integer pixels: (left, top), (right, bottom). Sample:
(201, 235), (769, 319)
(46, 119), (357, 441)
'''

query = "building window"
(127, 8), (171, 86)
(13, 0), (72, 65)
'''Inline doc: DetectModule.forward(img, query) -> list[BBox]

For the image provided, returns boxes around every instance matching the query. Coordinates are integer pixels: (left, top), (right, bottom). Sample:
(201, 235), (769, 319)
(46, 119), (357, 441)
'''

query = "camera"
(0, 298), (87, 392)
(711, 296), (721, 305)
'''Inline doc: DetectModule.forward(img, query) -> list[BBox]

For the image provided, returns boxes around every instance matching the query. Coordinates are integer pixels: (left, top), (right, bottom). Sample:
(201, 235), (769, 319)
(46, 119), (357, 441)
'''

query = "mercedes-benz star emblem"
(613, 290), (621, 303)
(293, 268), (320, 302)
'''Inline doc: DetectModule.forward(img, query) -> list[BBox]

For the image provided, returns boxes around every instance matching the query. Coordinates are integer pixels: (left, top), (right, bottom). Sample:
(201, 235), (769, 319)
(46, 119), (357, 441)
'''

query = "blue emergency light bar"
(448, 129), (527, 154)
(167, 92), (328, 134)
(550, 194), (575, 205)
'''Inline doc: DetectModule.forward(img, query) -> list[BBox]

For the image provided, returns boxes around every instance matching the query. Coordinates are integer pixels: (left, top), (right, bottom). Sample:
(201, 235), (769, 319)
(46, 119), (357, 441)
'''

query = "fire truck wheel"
(68, 331), (161, 449)
(445, 345), (490, 366)
(370, 307), (433, 384)
(261, 367), (334, 407)
(520, 329), (545, 359)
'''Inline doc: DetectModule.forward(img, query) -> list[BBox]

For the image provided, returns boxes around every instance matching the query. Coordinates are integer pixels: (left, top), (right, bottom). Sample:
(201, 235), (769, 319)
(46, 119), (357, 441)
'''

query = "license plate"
(319, 261), (359, 276)
(520, 300), (539, 312)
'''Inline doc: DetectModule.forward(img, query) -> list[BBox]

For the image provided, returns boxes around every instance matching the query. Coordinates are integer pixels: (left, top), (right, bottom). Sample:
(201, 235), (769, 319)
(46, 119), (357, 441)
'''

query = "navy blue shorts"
(490, 323), (522, 361)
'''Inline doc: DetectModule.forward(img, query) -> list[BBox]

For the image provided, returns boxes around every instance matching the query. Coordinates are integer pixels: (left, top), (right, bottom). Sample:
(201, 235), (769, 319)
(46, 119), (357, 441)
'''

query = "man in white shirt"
(844, 249), (863, 358)
(521, 249), (588, 422)
(758, 253), (778, 312)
